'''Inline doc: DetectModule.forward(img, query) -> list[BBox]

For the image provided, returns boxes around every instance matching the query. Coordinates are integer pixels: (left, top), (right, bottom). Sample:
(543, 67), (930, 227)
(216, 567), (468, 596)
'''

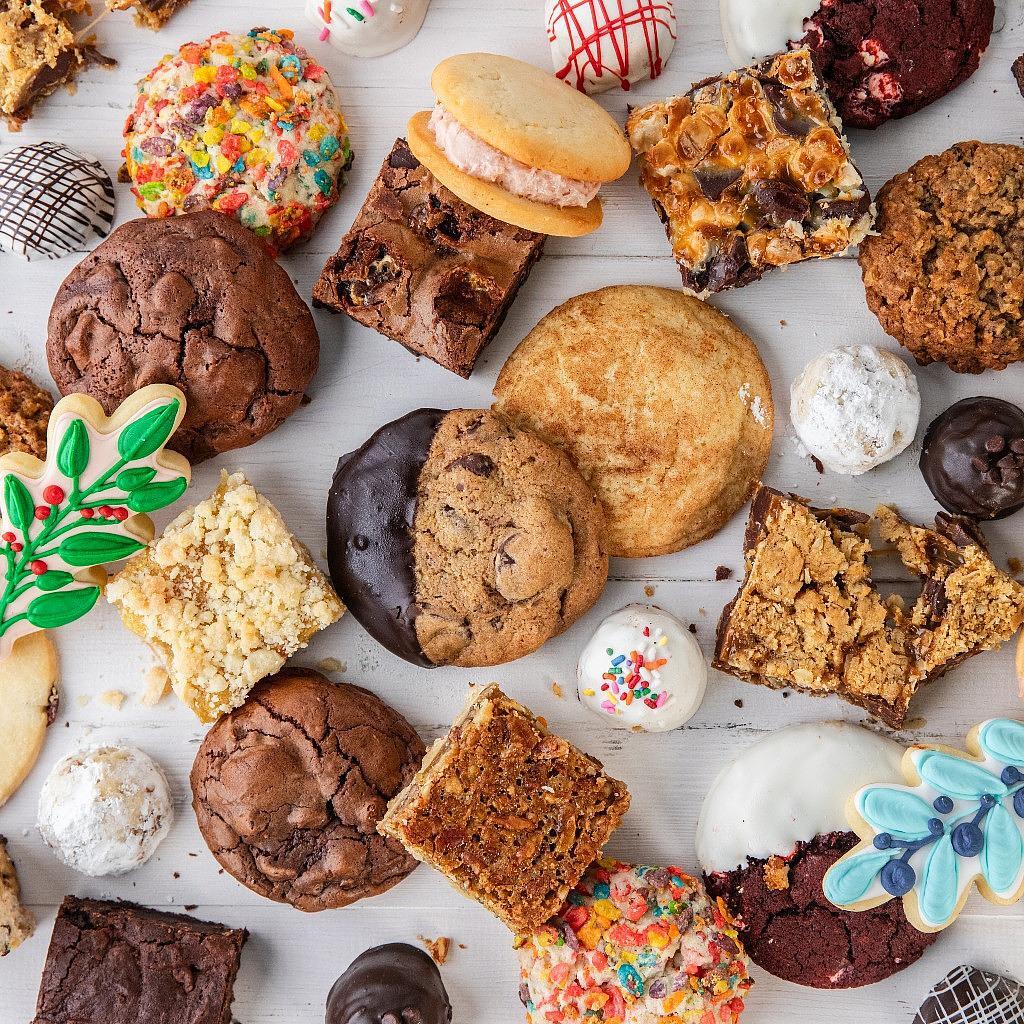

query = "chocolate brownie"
(860, 142), (1024, 374)
(797, 0), (994, 129)
(47, 211), (319, 462)
(32, 896), (246, 1024)
(0, 365), (52, 459)
(190, 668), (424, 912)
(705, 832), (937, 989)
(312, 139), (545, 378)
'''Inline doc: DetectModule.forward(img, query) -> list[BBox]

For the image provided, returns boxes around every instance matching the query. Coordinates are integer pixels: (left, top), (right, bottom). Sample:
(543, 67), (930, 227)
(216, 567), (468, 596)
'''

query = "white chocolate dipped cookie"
(577, 604), (706, 732)
(719, 0), (818, 65)
(306, 0), (431, 57)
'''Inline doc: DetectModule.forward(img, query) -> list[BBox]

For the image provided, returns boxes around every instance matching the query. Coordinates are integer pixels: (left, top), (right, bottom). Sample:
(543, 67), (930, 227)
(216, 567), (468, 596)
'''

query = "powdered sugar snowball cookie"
(790, 345), (919, 475)
(546, 0), (677, 94)
(515, 858), (752, 1024)
(37, 745), (173, 877)
(577, 604), (707, 732)
(306, 0), (431, 57)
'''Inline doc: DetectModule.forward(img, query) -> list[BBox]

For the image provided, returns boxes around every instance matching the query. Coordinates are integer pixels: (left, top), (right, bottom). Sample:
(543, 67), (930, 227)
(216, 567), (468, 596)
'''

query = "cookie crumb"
(315, 657), (346, 673)
(688, 623), (697, 634)
(76, 695), (91, 708)
(550, 681), (563, 699)
(644, 585), (655, 598)
(763, 855), (790, 891)
(99, 690), (126, 710)
(139, 667), (171, 707)
(903, 716), (927, 730)
(715, 565), (733, 581)
(734, 699), (743, 708)
(1009, 557), (1022, 576)
(418, 935), (451, 965)
(810, 454), (825, 474)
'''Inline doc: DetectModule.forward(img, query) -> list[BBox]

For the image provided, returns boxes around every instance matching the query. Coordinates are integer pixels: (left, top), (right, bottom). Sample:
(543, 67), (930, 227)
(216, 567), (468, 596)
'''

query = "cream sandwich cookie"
(407, 53), (631, 236)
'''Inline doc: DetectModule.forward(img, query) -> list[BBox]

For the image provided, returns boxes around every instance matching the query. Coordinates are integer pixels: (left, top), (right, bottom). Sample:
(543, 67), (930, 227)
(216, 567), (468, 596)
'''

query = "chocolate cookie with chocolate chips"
(190, 669), (424, 912)
(47, 211), (319, 462)
(327, 408), (607, 668)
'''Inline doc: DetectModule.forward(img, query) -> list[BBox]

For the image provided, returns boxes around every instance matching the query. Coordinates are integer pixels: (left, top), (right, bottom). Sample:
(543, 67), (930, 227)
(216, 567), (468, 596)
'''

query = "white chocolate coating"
(696, 722), (904, 873)
(37, 745), (173, 877)
(719, 0), (819, 65)
(790, 345), (920, 476)
(305, 0), (430, 57)
(577, 604), (706, 732)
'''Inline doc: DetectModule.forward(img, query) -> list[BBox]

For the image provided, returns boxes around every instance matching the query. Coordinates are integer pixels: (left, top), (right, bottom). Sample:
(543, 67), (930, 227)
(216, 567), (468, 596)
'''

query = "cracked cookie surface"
(190, 669), (424, 912)
(327, 408), (607, 668)
(46, 210), (319, 462)
(860, 142), (1024, 373)
(705, 832), (937, 989)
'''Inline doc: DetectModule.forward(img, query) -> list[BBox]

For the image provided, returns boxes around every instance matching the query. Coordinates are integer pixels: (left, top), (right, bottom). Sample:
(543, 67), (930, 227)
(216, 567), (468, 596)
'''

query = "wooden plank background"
(3, 1), (1024, 1020)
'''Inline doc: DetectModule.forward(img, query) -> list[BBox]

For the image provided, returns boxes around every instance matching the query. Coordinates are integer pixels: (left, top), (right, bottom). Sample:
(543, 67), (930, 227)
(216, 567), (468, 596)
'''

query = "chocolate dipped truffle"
(326, 408), (607, 668)
(921, 398), (1024, 520)
(326, 943), (452, 1024)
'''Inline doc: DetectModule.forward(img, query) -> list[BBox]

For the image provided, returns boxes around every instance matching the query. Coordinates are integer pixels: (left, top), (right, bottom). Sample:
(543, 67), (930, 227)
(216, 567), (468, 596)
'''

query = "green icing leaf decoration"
(126, 477), (188, 514)
(916, 750), (1008, 800)
(982, 804), (1024, 895)
(116, 467), (157, 491)
(35, 570), (75, 592)
(823, 849), (893, 906)
(58, 532), (146, 568)
(56, 418), (90, 479)
(919, 833), (959, 928)
(117, 400), (180, 462)
(4, 475), (34, 532)
(26, 586), (100, 629)
(860, 787), (937, 841)
(978, 720), (1024, 766)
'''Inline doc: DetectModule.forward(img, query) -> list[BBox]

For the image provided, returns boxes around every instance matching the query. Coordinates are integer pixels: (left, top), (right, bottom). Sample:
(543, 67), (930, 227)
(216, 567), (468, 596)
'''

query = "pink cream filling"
(428, 104), (600, 208)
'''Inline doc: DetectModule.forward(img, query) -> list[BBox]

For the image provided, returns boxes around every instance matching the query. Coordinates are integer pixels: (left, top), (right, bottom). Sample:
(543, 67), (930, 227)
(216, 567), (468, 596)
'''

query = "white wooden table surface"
(4, 1), (1024, 1021)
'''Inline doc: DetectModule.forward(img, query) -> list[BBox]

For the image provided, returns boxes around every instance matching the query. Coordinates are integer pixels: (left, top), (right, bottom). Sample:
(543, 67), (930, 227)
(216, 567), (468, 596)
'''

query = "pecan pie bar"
(714, 487), (1024, 727)
(626, 49), (872, 295)
(379, 683), (630, 932)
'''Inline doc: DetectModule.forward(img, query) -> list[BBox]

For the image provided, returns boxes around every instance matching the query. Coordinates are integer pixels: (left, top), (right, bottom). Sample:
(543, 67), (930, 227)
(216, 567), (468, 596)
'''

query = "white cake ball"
(37, 745), (173, 877)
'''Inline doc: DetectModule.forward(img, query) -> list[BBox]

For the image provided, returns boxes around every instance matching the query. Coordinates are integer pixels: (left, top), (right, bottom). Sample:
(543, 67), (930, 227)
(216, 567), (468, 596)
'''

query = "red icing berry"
(98, 505), (114, 518)
(80, 508), (95, 519)
(34, 505), (51, 520)
(2, 532), (14, 544)
(113, 507), (130, 522)
(43, 485), (65, 505)
(11, 542), (23, 552)
(30, 560), (47, 576)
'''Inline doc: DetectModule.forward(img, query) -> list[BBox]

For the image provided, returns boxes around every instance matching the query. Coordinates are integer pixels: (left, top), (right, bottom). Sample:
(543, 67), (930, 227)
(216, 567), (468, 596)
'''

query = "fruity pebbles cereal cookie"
(515, 858), (752, 1024)
(123, 28), (352, 252)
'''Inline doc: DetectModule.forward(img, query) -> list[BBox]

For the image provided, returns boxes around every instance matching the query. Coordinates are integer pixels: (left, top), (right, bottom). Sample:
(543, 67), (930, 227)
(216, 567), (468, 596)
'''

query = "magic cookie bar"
(108, 471), (344, 723)
(379, 683), (630, 932)
(626, 49), (872, 295)
(105, 0), (191, 29)
(715, 487), (1024, 728)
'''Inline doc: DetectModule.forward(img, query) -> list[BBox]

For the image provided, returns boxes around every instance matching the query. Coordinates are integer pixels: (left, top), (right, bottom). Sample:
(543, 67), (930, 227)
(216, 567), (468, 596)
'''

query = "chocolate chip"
(448, 453), (495, 477)
(750, 179), (810, 228)
(389, 143), (421, 170)
(998, 455), (1017, 473)
(762, 80), (818, 137)
(705, 235), (751, 292)
(1012, 439), (1024, 455)
(971, 456), (989, 473)
(816, 194), (871, 223)
(693, 165), (743, 201)
(985, 435), (1007, 453)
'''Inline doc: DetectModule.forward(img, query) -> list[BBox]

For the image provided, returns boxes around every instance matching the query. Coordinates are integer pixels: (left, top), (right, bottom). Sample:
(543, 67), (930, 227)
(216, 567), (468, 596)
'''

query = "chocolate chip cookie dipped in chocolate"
(327, 409), (607, 668)
(921, 398), (1024, 520)
(327, 943), (452, 1024)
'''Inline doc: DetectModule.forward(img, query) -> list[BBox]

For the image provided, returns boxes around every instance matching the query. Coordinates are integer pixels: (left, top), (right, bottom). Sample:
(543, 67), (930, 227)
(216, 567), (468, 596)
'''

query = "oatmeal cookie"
(860, 142), (1024, 373)
(0, 365), (52, 459)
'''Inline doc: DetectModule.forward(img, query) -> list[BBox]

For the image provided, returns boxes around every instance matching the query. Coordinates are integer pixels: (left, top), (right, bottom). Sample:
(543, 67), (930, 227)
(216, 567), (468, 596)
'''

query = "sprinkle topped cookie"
(123, 28), (352, 251)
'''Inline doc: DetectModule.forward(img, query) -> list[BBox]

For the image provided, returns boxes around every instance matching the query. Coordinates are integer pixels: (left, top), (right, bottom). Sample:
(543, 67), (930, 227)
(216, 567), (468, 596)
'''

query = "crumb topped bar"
(108, 470), (344, 722)
(379, 683), (630, 932)
(626, 50), (872, 295)
(0, 836), (34, 957)
(714, 487), (1024, 727)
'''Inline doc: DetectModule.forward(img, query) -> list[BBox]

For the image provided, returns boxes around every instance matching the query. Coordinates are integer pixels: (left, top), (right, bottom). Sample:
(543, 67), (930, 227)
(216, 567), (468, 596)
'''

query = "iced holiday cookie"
(825, 719), (1024, 933)
(699, 722), (938, 988)
(307, 0), (431, 57)
(407, 52), (630, 236)
(123, 28), (352, 251)
(516, 858), (752, 1023)
(577, 604), (706, 732)
(37, 745), (173, 877)
(545, 0), (676, 94)
(0, 385), (190, 661)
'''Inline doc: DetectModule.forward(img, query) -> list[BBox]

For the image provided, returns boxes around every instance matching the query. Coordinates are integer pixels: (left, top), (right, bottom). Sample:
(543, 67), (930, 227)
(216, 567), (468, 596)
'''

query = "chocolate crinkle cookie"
(797, 0), (994, 129)
(46, 210), (319, 462)
(0, 365), (53, 460)
(190, 668), (424, 913)
(860, 142), (1024, 374)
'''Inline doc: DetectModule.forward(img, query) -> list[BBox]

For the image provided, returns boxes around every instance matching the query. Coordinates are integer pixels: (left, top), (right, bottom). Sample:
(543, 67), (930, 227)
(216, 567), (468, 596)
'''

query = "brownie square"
(312, 139), (545, 378)
(32, 897), (246, 1024)
(379, 683), (630, 932)
(626, 49), (872, 295)
(714, 486), (1024, 727)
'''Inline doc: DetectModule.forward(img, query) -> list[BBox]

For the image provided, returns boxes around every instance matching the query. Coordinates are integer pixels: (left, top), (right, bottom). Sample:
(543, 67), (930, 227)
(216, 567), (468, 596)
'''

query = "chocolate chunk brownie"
(797, 0), (994, 129)
(327, 409), (607, 668)
(47, 211), (319, 462)
(312, 139), (545, 378)
(626, 50), (871, 294)
(32, 896), (246, 1024)
(705, 832), (937, 989)
(190, 668), (424, 912)
(861, 142), (1024, 373)
(0, 365), (52, 459)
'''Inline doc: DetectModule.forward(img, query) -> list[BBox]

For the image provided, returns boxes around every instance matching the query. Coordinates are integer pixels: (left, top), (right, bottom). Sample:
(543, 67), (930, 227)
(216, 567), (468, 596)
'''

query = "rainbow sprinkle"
(596, 624), (670, 715)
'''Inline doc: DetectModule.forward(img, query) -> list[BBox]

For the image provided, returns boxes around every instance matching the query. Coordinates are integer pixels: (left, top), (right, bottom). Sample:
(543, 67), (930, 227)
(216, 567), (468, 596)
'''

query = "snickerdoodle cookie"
(0, 365), (52, 459)
(327, 408), (607, 668)
(493, 286), (773, 557)
(861, 142), (1024, 374)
